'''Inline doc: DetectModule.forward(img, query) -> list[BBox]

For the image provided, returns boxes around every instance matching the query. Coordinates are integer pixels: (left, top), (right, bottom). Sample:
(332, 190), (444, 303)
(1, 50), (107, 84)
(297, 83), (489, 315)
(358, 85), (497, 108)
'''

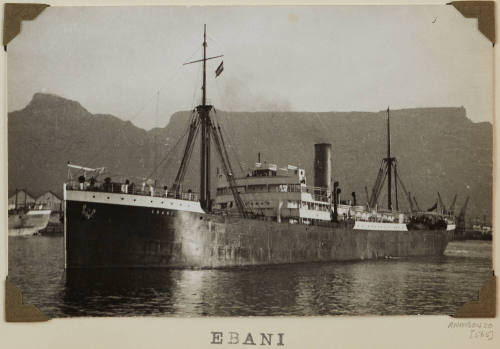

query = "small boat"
(8, 190), (51, 236)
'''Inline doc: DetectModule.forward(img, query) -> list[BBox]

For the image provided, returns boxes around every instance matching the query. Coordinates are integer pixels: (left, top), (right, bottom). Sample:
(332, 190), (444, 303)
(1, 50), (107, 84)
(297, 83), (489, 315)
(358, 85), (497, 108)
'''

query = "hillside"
(7, 93), (492, 220)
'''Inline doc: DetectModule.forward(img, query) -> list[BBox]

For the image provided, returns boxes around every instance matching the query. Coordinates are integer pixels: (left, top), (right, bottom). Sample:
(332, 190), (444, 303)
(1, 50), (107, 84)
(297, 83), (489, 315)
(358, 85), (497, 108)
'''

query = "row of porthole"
(90, 194), (190, 208)
(246, 201), (271, 206)
(151, 209), (173, 215)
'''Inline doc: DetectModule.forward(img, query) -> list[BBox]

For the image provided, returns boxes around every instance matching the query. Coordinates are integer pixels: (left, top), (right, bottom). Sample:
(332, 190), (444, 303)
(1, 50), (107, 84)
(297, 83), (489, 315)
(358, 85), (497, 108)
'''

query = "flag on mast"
(215, 61), (224, 77)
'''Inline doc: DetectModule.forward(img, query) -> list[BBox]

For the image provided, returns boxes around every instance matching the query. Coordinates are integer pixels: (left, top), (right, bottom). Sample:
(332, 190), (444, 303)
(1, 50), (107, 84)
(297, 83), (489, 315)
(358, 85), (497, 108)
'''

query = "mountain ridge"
(8, 93), (492, 221)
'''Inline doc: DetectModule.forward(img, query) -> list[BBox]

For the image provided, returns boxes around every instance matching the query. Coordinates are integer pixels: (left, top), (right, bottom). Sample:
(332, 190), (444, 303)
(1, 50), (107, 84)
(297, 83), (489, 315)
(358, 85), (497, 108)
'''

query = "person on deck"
(122, 179), (129, 193)
(78, 175), (85, 190)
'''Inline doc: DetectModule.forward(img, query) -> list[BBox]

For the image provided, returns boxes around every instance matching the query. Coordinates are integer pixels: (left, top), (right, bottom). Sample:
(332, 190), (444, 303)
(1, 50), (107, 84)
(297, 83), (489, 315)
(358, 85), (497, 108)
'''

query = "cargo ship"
(63, 26), (454, 268)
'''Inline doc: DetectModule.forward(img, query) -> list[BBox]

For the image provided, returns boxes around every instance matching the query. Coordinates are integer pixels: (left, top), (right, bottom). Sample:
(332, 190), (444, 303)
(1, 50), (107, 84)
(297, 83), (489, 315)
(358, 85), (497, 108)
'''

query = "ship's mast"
(367, 107), (403, 211)
(385, 107), (393, 210)
(180, 25), (223, 210)
(199, 24), (211, 210)
(202, 25), (207, 105)
(175, 26), (252, 216)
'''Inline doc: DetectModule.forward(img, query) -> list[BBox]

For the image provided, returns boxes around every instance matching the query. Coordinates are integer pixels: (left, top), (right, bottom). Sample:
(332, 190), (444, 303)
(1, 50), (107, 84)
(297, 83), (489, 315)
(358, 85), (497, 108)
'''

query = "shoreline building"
(35, 191), (63, 213)
(8, 189), (35, 210)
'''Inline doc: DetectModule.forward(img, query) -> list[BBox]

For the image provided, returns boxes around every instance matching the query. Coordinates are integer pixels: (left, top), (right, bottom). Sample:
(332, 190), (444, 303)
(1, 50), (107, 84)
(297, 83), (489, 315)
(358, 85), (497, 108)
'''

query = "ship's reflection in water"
(8, 237), (493, 317)
(61, 268), (179, 316)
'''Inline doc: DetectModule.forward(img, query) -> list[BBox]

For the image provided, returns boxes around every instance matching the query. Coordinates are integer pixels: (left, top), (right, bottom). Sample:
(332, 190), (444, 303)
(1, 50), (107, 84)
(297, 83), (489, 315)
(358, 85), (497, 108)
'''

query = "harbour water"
(8, 237), (493, 317)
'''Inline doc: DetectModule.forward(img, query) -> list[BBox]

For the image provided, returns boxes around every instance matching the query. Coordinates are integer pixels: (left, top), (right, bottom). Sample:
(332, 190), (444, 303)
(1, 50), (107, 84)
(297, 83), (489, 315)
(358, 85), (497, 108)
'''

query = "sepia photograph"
(2, 1), (495, 327)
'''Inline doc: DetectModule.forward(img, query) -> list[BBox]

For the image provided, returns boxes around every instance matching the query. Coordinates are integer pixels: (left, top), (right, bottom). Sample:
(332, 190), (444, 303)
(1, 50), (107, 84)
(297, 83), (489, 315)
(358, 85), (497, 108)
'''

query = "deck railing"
(217, 183), (331, 203)
(65, 182), (199, 202)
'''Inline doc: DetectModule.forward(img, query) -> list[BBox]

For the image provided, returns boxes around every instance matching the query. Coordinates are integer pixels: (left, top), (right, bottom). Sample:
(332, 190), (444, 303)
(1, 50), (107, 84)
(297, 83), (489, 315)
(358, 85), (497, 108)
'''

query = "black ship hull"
(65, 196), (452, 269)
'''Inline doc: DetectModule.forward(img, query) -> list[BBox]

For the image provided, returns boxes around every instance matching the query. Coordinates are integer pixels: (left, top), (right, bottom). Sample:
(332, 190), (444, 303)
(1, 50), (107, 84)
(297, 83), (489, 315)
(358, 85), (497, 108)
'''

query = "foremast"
(173, 25), (250, 217)
(199, 25), (211, 210)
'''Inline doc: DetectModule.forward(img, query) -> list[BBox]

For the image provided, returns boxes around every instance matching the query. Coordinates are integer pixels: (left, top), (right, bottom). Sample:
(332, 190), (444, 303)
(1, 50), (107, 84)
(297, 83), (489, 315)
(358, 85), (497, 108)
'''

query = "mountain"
(7, 93), (492, 221)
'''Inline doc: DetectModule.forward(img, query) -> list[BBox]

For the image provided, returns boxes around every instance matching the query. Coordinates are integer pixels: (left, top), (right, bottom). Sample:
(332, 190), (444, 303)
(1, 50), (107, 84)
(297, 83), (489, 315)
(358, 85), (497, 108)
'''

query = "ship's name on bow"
(211, 332), (284, 346)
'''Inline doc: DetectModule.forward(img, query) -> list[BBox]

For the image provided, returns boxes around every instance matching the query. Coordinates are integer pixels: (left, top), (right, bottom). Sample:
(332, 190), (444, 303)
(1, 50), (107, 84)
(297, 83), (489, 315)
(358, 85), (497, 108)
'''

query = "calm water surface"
(8, 237), (492, 317)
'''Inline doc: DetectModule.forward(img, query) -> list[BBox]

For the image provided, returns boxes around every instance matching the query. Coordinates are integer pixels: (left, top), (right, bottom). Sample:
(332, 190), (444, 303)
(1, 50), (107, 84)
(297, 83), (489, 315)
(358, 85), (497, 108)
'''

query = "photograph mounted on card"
(3, 3), (494, 320)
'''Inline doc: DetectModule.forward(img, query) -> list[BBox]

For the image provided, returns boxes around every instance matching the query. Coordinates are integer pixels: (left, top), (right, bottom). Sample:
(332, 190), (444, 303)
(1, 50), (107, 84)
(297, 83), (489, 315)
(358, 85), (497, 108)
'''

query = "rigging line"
(183, 45), (204, 65)
(150, 109), (197, 180)
(212, 109), (245, 174)
(205, 34), (227, 57)
(201, 53), (225, 108)
(211, 112), (265, 216)
(211, 70), (298, 166)
(190, 59), (203, 109)
(221, 123), (244, 174)
(152, 51), (201, 182)
(215, 122), (236, 178)
(147, 118), (192, 180)
(82, 74), (185, 170)
(125, 45), (203, 125)
(210, 123), (250, 217)
(178, 119), (200, 185)
(172, 112), (201, 189)
(371, 160), (388, 207)
(83, 49), (203, 171)
(132, 45), (203, 120)
(155, 110), (198, 181)
(210, 80), (238, 168)
(369, 160), (385, 206)
(211, 68), (223, 107)
(394, 164), (413, 212)
(126, 68), (184, 124)
(206, 34), (216, 43)
(37, 48), (205, 174)
(209, 52), (290, 170)
(375, 166), (389, 208)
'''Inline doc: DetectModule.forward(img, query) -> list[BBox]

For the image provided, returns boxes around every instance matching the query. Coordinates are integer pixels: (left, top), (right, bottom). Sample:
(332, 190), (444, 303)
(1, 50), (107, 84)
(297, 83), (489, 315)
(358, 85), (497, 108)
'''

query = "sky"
(7, 5), (493, 130)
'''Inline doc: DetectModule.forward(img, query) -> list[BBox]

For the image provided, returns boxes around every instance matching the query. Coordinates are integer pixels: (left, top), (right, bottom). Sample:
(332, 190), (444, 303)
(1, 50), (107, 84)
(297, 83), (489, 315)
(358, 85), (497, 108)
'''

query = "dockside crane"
(437, 192), (446, 214)
(449, 194), (457, 216)
(456, 196), (470, 237)
(364, 186), (370, 207)
(413, 196), (422, 212)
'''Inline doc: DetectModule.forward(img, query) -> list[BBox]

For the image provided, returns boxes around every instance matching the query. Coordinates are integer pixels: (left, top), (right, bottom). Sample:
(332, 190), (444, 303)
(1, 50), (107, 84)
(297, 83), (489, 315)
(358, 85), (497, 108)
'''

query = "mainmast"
(369, 107), (400, 211)
(386, 107), (393, 210)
